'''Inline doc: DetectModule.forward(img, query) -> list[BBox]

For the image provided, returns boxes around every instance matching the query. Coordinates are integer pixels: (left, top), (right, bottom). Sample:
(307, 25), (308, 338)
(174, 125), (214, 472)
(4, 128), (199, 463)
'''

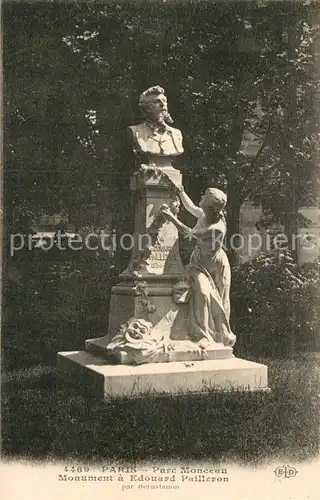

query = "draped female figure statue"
(160, 185), (236, 348)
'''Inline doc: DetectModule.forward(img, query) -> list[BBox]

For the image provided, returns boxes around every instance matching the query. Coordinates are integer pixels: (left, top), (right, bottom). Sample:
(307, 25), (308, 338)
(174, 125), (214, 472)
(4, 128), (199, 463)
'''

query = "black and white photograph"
(2, 1), (320, 499)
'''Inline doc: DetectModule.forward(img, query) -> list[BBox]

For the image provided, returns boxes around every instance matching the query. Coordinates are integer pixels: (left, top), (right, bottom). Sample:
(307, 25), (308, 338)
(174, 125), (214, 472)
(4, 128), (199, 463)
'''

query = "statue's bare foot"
(197, 338), (210, 350)
(197, 338), (210, 359)
(227, 333), (237, 347)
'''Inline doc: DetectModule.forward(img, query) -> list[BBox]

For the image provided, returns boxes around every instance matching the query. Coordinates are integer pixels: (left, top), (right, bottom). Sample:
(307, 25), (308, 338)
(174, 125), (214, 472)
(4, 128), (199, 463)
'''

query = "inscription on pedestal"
(147, 245), (172, 272)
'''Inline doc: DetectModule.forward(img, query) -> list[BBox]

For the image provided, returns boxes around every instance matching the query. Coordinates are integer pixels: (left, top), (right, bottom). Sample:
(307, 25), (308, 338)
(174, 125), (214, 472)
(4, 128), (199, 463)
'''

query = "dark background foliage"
(2, 0), (319, 463)
(4, 1), (320, 235)
(232, 253), (320, 357)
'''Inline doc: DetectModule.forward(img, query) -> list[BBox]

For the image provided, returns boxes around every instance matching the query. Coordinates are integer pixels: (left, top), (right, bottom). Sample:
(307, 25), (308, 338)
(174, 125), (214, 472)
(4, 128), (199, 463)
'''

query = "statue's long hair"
(206, 208), (226, 225)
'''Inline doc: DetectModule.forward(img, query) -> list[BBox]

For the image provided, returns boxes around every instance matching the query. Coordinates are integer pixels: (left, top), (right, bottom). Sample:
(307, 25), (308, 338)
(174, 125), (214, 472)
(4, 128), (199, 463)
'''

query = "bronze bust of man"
(128, 85), (184, 157)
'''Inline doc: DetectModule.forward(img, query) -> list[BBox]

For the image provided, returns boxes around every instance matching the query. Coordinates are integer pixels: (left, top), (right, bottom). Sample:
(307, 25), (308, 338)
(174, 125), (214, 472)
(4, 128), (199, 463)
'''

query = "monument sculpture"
(160, 186), (237, 348)
(58, 86), (268, 397)
(128, 85), (184, 158)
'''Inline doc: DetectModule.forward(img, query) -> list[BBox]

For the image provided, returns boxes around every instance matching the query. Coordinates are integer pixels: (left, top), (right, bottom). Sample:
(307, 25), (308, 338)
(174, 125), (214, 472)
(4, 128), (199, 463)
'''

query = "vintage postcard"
(2, 0), (319, 499)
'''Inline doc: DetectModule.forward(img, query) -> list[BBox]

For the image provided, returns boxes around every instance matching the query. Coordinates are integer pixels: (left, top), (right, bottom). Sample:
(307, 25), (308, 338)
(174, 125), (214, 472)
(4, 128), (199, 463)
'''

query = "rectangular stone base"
(57, 350), (268, 399)
(85, 336), (233, 363)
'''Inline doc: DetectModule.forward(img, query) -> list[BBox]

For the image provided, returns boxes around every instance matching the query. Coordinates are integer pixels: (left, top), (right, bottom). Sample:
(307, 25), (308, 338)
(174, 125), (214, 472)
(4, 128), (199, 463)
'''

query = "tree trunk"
(226, 192), (242, 267)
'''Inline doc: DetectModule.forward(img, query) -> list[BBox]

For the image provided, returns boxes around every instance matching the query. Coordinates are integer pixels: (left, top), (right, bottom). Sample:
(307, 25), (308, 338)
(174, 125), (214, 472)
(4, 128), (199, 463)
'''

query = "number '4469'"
(64, 466), (89, 473)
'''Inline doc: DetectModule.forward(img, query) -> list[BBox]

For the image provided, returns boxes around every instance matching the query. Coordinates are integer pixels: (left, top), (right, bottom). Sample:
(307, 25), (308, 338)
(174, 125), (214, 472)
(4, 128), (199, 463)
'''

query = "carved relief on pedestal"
(125, 174), (182, 278)
(106, 318), (167, 365)
(105, 316), (210, 365)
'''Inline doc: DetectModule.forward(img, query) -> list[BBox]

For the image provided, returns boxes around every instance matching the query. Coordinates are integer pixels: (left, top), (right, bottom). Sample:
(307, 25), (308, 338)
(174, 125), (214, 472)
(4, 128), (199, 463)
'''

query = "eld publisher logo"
(274, 466), (298, 479)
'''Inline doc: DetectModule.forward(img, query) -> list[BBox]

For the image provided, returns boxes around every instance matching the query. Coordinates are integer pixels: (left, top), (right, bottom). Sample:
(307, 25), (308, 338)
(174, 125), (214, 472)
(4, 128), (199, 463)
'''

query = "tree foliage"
(4, 1), (319, 248)
(232, 252), (320, 356)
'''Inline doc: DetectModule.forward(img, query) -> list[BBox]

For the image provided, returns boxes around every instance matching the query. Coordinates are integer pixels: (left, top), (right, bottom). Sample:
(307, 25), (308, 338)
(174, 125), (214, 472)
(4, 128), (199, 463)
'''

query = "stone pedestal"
(107, 162), (185, 340)
(57, 350), (269, 399)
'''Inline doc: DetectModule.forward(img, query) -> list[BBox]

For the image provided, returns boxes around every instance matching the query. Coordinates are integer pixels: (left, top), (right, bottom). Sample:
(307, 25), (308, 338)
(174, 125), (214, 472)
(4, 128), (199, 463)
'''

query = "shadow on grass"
(2, 357), (319, 464)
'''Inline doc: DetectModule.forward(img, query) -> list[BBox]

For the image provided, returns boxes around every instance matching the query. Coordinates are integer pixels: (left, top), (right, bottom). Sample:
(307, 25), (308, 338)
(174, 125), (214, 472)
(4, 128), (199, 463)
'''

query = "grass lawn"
(2, 354), (319, 464)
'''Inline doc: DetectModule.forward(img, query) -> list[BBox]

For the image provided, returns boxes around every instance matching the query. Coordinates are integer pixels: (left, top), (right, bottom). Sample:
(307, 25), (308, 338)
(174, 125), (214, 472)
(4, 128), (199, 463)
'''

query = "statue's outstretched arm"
(175, 185), (203, 218)
(160, 205), (223, 246)
(160, 204), (194, 239)
(171, 217), (195, 239)
(164, 215), (222, 248)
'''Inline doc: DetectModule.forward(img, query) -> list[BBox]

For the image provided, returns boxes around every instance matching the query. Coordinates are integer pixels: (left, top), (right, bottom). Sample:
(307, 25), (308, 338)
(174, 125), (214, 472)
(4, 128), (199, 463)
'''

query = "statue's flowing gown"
(187, 215), (236, 347)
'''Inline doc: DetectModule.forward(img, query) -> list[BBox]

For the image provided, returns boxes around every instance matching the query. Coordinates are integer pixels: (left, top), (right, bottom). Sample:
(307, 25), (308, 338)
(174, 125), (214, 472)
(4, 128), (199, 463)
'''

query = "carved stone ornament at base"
(86, 317), (233, 365)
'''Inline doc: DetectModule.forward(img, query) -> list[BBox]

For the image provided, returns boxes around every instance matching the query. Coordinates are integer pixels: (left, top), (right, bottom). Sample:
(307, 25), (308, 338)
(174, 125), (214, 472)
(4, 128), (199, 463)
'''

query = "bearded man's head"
(139, 86), (174, 125)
